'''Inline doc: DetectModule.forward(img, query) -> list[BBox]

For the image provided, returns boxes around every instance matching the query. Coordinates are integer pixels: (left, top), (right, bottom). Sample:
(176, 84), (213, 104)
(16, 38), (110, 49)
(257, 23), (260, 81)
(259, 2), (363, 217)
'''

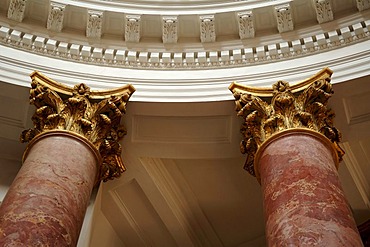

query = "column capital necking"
(229, 67), (344, 176)
(21, 71), (135, 182)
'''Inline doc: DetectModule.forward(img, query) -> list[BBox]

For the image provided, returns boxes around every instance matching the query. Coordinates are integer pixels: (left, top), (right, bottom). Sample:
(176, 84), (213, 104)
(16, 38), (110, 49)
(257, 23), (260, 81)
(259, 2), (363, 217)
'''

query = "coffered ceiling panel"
(122, 101), (242, 159)
(142, 15), (162, 38)
(25, 0), (48, 23)
(178, 15), (200, 38)
(64, 6), (87, 31)
(103, 12), (125, 36)
(331, 0), (357, 14)
(0, 95), (28, 127)
(132, 115), (232, 143)
(215, 12), (238, 38)
(343, 90), (370, 125)
(0, 82), (32, 141)
(253, 7), (276, 32)
(171, 158), (265, 247)
(330, 76), (370, 142)
(291, 0), (316, 26)
(0, 0), (9, 14)
(105, 178), (177, 246)
(24, 0), (49, 23)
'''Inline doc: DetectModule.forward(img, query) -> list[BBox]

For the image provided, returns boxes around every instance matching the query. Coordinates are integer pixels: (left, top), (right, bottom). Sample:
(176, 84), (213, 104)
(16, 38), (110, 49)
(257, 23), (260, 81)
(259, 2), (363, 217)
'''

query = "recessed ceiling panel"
(343, 91), (370, 125)
(25, 0), (48, 23)
(142, 15), (161, 38)
(101, 179), (177, 246)
(132, 115), (232, 143)
(253, 7), (276, 31)
(172, 158), (266, 247)
(64, 6), (87, 31)
(179, 15), (200, 38)
(291, 0), (316, 25)
(215, 12), (238, 37)
(104, 12), (125, 35)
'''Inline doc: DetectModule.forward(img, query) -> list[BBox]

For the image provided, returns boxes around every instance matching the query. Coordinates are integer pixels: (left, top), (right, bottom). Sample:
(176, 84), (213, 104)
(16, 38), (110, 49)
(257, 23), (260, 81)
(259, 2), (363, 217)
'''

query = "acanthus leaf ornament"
(200, 15), (216, 43)
(125, 15), (141, 43)
(313, 0), (334, 24)
(47, 2), (66, 32)
(7, 0), (27, 22)
(162, 16), (178, 44)
(86, 10), (103, 39)
(229, 68), (344, 176)
(237, 11), (255, 39)
(21, 71), (135, 182)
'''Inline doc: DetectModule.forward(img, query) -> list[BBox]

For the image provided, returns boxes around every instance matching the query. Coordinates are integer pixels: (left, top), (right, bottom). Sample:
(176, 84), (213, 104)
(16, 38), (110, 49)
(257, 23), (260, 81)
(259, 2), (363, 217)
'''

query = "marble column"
(229, 68), (363, 246)
(0, 71), (135, 246)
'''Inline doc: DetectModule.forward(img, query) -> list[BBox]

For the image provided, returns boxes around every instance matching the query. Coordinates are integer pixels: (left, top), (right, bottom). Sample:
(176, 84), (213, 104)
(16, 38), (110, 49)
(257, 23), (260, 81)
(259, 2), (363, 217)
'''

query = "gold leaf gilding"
(21, 71), (135, 182)
(229, 68), (344, 176)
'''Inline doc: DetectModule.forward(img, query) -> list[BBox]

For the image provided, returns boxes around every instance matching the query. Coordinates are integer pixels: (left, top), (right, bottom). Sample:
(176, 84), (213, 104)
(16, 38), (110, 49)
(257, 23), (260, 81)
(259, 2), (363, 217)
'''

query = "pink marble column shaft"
(257, 130), (363, 247)
(0, 131), (99, 246)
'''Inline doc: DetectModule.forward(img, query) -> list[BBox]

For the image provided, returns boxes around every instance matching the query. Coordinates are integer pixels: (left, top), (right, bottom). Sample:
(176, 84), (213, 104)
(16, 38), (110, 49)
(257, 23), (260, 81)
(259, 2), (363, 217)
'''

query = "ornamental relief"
(356, 0), (370, 11)
(313, 0), (333, 24)
(238, 11), (255, 39)
(275, 4), (293, 33)
(87, 10), (103, 38)
(231, 70), (344, 176)
(7, 0), (27, 22)
(125, 15), (141, 42)
(162, 16), (178, 44)
(200, 15), (216, 43)
(21, 72), (135, 182)
(47, 3), (65, 32)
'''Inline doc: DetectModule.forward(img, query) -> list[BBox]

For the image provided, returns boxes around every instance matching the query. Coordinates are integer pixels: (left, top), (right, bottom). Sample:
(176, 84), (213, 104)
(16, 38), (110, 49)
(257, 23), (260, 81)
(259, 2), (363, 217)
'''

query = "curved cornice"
(1, 17), (369, 70)
(50, 0), (292, 15)
(1, 1), (370, 102)
(1, 38), (370, 102)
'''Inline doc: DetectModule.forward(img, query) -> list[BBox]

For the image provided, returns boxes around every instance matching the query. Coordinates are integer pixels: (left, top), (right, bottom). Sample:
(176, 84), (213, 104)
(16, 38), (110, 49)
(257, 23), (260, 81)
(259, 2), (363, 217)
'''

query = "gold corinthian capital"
(229, 67), (344, 177)
(21, 71), (135, 182)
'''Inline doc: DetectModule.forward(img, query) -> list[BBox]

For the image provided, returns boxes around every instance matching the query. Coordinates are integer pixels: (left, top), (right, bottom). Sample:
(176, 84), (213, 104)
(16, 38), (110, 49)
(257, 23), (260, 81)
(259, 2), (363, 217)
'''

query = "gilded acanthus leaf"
(21, 74), (134, 182)
(231, 72), (344, 176)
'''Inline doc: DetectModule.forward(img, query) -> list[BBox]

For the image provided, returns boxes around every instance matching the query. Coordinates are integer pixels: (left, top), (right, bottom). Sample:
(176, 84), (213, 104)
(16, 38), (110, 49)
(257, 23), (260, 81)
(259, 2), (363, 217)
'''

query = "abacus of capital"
(0, 71), (135, 246)
(229, 67), (363, 246)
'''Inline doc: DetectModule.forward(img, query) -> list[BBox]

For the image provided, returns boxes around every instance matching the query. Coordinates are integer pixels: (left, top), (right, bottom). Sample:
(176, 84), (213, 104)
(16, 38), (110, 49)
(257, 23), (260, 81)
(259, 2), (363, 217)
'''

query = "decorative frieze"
(274, 4), (293, 33)
(356, 0), (370, 11)
(200, 15), (216, 43)
(21, 71), (135, 182)
(229, 68), (344, 176)
(47, 2), (66, 32)
(237, 11), (255, 39)
(313, 0), (333, 24)
(7, 0), (27, 22)
(1, 21), (369, 69)
(162, 16), (178, 44)
(125, 15), (141, 43)
(86, 10), (103, 39)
